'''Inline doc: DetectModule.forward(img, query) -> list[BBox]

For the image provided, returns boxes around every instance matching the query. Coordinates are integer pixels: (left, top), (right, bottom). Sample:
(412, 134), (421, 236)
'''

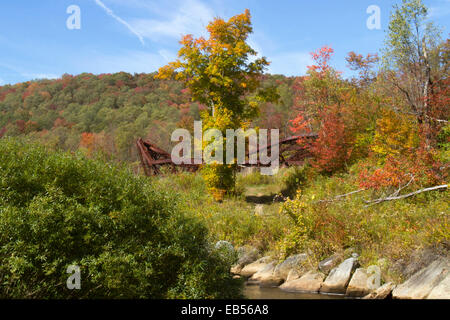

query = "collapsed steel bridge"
(136, 133), (317, 176)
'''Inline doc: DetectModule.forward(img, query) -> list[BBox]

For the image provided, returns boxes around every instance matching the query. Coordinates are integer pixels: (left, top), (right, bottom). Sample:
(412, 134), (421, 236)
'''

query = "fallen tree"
(364, 184), (448, 206)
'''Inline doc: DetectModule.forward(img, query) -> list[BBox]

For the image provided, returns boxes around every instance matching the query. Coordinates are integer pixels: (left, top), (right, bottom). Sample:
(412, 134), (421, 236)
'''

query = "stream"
(244, 284), (347, 299)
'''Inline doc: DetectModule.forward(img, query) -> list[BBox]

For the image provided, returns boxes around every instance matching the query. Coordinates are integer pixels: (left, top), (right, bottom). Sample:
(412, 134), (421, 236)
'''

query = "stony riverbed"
(215, 241), (450, 299)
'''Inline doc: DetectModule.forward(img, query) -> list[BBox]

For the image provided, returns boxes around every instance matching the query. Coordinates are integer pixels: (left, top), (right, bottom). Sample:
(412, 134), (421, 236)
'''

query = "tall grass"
(154, 164), (448, 283)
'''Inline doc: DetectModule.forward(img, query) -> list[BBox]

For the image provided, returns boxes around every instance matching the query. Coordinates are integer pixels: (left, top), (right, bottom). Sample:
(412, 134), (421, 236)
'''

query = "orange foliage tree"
(155, 9), (278, 200)
(290, 46), (364, 173)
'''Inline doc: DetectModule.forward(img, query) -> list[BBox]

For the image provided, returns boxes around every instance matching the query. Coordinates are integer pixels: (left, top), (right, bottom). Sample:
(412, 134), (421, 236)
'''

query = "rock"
(363, 282), (396, 299)
(215, 240), (235, 264)
(318, 253), (343, 274)
(344, 247), (356, 257)
(241, 167), (257, 176)
(346, 268), (379, 297)
(427, 272), (450, 299)
(249, 261), (283, 287)
(230, 246), (259, 274)
(215, 240), (233, 249)
(254, 204), (264, 216)
(249, 262), (276, 281)
(320, 257), (358, 294)
(259, 277), (284, 287)
(230, 265), (241, 275)
(393, 258), (449, 299)
(391, 245), (448, 280)
(286, 268), (302, 282)
(280, 271), (325, 293)
(215, 240), (234, 253)
(377, 258), (388, 268)
(273, 253), (308, 281)
(240, 256), (273, 278)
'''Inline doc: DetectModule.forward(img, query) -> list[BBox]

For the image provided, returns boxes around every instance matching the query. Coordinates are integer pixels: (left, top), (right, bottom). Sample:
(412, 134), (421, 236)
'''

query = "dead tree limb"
(317, 189), (366, 203)
(364, 184), (448, 207)
(391, 174), (415, 198)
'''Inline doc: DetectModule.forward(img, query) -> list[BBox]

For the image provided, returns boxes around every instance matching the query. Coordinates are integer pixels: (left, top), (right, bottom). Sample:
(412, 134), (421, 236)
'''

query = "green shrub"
(437, 124), (450, 163)
(0, 138), (242, 298)
(277, 166), (449, 281)
(236, 170), (276, 186)
(280, 165), (311, 198)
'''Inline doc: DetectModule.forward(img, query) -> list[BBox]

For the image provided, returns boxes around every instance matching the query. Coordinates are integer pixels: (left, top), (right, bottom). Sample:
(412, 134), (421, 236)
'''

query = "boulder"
(249, 261), (283, 287)
(390, 244), (448, 280)
(215, 240), (234, 252)
(427, 272), (450, 299)
(230, 246), (259, 274)
(318, 253), (343, 274)
(346, 268), (379, 297)
(363, 282), (396, 299)
(273, 253), (308, 281)
(240, 256), (273, 278)
(241, 167), (257, 176)
(280, 271), (325, 293)
(393, 258), (449, 299)
(286, 268), (302, 282)
(230, 265), (241, 275)
(214, 240), (235, 264)
(320, 257), (358, 294)
(254, 204), (264, 216)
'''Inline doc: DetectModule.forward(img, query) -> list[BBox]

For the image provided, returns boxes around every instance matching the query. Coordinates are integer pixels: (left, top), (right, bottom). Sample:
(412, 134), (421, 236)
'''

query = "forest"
(0, 72), (296, 163)
(0, 0), (448, 299)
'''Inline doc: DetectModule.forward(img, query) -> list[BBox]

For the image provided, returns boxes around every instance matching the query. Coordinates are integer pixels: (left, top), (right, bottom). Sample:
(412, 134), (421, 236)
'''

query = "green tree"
(382, 0), (442, 147)
(156, 9), (277, 200)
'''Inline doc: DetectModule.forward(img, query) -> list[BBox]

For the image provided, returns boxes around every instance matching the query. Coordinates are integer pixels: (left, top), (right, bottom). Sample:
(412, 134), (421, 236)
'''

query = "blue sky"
(0, 0), (449, 85)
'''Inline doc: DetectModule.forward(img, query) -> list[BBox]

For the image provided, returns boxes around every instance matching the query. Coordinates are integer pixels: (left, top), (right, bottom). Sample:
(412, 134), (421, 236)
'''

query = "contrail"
(94, 0), (145, 45)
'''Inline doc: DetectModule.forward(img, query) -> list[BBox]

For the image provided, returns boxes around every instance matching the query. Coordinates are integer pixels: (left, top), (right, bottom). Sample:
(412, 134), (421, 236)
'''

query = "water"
(244, 284), (347, 300)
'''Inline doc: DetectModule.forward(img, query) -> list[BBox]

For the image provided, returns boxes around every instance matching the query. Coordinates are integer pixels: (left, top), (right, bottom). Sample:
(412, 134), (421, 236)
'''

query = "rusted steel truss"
(136, 138), (198, 175)
(136, 133), (317, 176)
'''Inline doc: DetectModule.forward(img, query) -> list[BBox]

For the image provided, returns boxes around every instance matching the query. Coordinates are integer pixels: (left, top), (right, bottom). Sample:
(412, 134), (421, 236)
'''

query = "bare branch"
(391, 78), (418, 113)
(364, 184), (448, 207)
(391, 174), (415, 197)
(317, 189), (366, 203)
(424, 114), (449, 124)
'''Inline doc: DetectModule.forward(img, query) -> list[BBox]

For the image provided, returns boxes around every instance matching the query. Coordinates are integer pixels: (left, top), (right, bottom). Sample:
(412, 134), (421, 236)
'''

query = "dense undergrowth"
(155, 163), (448, 284)
(0, 137), (447, 297)
(0, 138), (242, 298)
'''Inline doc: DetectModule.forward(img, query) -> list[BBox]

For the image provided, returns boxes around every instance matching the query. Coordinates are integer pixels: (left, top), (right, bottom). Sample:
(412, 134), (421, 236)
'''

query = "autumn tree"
(382, 0), (445, 147)
(290, 46), (384, 173)
(346, 52), (379, 87)
(354, 0), (450, 191)
(156, 9), (277, 200)
(290, 47), (352, 172)
(372, 108), (419, 158)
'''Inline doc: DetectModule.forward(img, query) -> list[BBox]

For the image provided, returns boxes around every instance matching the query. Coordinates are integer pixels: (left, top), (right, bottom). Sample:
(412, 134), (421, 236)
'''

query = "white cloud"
(247, 37), (264, 60)
(0, 62), (59, 81)
(93, 0), (216, 44)
(429, 6), (450, 18)
(129, 0), (215, 42)
(429, 0), (450, 18)
(94, 0), (145, 45)
(78, 50), (175, 74)
(22, 73), (59, 80)
(157, 49), (176, 63)
(268, 52), (312, 76)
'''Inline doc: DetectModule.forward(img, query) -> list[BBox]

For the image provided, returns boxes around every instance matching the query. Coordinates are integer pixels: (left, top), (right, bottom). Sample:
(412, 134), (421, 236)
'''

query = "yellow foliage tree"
(156, 9), (278, 201)
(372, 109), (419, 158)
